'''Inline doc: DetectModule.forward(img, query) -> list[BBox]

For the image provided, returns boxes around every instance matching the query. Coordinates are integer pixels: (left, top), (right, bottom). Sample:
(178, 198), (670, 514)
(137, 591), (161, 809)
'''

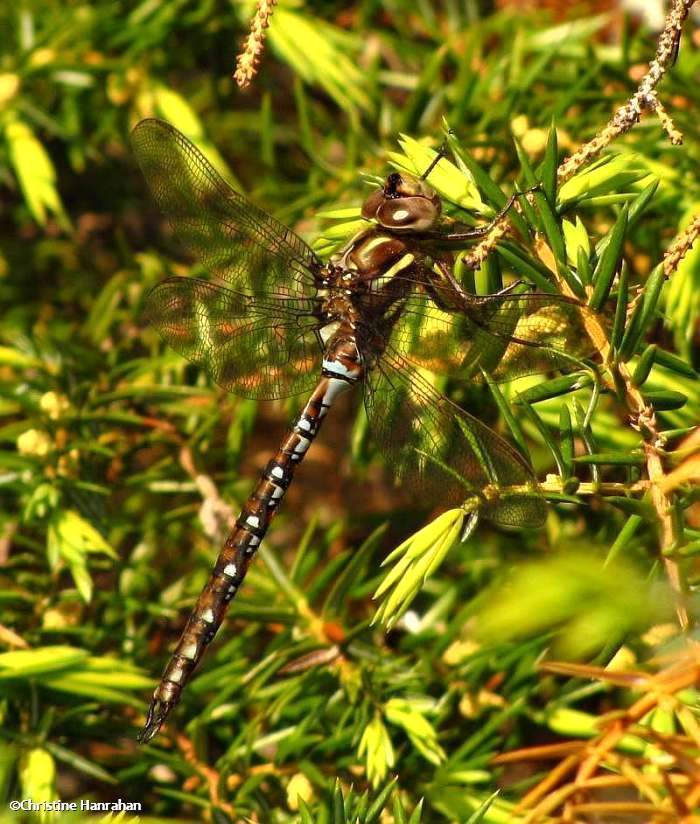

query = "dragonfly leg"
(491, 278), (538, 297)
(582, 364), (602, 430)
(420, 129), (456, 181)
(445, 186), (541, 242)
(424, 258), (470, 311)
(424, 182), (542, 245)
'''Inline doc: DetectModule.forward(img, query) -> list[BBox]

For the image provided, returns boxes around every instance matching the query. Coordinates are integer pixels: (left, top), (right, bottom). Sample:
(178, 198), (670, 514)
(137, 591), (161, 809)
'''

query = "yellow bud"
(442, 639), (480, 666)
(39, 391), (70, 420)
(605, 645), (637, 672)
(0, 73), (20, 106)
(511, 114), (529, 138)
(521, 128), (548, 156)
(149, 764), (177, 783)
(42, 608), (68, 630)
(17, 428), (52, 457)
(83, 51), (104, 66)
(19, 748), (56, 802)
(556, 127), (573, 151)
(286, 773), (314, 811)
(459, 692), (478, 719)
(642, 623), (679, 647)
(107, 73), (130, 106)
(125, 66), (144, 86)
(29, 48), (56, 67)
(477, 688), (504, 708)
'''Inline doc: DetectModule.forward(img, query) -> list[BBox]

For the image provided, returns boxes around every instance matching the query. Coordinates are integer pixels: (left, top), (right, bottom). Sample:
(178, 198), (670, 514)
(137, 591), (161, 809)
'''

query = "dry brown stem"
(477, 0), (698, 628)
(509, 650), (700, 821)
(233, 0), (278, 89)
(176, 733), (236, 816)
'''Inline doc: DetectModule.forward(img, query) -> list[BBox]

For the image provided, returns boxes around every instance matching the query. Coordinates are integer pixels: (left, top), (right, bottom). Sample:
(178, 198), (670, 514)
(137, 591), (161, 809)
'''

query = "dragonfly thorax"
(322, 292), (357, 326)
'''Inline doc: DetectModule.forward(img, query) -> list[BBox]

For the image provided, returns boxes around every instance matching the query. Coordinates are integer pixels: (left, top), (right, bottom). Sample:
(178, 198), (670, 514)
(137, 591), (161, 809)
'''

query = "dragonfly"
(131, 118), (593, 742)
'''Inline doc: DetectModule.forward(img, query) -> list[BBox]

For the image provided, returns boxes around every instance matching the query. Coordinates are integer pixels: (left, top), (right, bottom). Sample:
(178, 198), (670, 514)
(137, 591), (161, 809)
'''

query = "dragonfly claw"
(137, 698), (173, 743)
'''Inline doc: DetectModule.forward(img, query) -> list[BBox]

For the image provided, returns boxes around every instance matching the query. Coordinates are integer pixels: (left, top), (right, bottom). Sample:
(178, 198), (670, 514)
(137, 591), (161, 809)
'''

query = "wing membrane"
(131, 119), (321, 300)
(145, 277), (322, 399)
(393, 290), (598, 382)
(361, 343), (545, 527)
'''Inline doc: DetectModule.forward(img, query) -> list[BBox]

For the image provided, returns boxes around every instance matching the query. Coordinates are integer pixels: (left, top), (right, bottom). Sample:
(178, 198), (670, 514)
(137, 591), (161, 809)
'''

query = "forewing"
(393, 291), (598, 383)
(362, 345), (545, 528)
(145, 277), (322, 399)
(131, 119), (321, 300)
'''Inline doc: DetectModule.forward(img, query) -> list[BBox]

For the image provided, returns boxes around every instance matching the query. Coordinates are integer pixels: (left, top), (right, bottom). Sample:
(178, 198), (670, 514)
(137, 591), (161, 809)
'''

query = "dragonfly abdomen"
(138, 362), (361, 743)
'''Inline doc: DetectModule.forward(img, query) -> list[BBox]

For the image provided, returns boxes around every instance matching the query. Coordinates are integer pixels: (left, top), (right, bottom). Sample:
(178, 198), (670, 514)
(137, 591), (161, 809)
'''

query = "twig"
(462, 205), (521, 270)
(233, 0), (278, 89)
(479, 0), (696, 629)
(641, 413), (689, 630)
(557, 0), (694, 182)
(539, 477), (649, 497)
(536, 240), (690, 627)
(572, 654), (700, 787)
(515, 650), (700, 820)
(176, 733), (236, 817)
(663, 212), (700, 276)
(463, 0), (694, 269)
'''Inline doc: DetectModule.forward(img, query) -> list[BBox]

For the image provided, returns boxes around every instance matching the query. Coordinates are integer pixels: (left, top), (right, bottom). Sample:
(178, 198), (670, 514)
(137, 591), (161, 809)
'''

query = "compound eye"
(376, 197), (438, 231)
(361, 188), (385, 220)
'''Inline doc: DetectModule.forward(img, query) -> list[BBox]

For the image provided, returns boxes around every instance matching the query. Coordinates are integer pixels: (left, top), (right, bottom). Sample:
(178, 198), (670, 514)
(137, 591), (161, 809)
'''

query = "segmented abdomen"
(138, 369), (356, 742)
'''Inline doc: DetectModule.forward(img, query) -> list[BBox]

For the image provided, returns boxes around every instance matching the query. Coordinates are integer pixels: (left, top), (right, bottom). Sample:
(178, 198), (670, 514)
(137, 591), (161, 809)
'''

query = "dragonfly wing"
(362, 344), (545, 528)
(395, 291), (598, 382)
(131, 119), (321, 300)
(145, 277), (322, 399)
(460, 292), (598, 381)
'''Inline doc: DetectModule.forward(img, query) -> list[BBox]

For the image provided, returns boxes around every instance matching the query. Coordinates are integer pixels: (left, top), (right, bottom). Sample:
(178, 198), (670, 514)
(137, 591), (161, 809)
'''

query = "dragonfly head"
(362, 172), (441, 232)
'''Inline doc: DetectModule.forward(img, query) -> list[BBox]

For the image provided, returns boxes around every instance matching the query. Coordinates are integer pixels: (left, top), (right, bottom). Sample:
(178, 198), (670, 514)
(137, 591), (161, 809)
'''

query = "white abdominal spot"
(294, 437), (311, 453)
(323, 377), (352, 405)
(180, 641), (198, 660)
(322, 359), (356, 379)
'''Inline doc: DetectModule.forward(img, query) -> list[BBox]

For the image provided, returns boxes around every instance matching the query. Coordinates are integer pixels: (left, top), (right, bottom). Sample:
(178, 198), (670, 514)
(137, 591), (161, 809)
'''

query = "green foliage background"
(0, 1), (699, 822)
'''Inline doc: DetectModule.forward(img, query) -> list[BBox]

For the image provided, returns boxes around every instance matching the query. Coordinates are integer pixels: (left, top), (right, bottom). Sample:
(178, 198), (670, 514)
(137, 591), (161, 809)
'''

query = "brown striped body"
(139, 333), (367, 741)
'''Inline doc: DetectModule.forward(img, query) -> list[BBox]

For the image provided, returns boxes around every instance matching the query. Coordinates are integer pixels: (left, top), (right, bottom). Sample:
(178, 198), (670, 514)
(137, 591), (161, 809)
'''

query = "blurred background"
(1, 1), (699, 822)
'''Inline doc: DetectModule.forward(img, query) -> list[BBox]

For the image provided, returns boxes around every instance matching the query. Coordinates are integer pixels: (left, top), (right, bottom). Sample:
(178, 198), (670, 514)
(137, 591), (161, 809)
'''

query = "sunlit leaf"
(5, 117), (68, 228)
